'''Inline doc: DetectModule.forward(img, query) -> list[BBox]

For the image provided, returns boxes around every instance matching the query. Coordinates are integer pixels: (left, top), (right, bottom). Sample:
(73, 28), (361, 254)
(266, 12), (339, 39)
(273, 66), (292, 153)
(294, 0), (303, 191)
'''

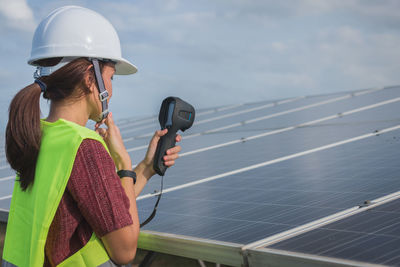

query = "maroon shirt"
(44, 139), (133, 266)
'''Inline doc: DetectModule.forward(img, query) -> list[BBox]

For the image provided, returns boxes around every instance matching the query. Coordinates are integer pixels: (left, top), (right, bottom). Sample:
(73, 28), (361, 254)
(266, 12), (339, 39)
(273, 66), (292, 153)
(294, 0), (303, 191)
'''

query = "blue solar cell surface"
(139, 95), (400, 196)
(138, 127), (400, 243)
(269, 198), (400, 266)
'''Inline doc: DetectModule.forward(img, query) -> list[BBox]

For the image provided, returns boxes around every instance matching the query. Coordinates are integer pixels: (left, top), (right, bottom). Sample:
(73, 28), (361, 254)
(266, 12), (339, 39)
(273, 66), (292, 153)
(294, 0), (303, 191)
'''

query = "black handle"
(153, 130), (177, 176)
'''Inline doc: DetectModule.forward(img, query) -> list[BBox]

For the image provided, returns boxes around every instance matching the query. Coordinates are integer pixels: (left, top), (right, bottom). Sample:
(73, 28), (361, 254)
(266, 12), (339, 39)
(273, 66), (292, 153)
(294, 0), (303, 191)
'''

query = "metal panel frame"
(138, 230), (245, 267)
(243, 191), (400, 250)
(137, 231), (386, 267)
(246, 247), (385, 267)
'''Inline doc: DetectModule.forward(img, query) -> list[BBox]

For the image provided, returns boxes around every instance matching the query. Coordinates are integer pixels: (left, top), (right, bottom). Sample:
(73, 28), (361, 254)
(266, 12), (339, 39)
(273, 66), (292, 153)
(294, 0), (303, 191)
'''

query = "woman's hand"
(95, 112), (132, 170)
(140, 129), (182, 178)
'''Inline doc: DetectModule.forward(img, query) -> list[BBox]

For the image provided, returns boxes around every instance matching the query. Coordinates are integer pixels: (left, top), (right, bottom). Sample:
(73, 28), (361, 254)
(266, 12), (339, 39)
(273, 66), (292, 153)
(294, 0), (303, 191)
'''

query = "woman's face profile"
(88, 63), (116, 122)
(102, 64), (116, 103)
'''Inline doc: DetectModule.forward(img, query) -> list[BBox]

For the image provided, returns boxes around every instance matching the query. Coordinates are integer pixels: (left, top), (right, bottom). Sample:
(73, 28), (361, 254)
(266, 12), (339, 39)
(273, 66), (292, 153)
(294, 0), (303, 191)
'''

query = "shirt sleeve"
(67, 138), (133, 237)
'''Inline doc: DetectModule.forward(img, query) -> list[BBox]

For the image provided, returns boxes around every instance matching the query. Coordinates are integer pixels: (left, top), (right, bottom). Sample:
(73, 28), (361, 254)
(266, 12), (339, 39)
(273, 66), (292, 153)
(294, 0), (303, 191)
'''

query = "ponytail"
(6, 83), (42, 191)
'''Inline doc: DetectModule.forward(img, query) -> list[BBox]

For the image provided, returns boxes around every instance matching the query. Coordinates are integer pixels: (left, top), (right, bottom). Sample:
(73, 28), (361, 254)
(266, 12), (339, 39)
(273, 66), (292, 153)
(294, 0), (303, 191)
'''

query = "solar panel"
(138, 98), (400, 196)
(1, 86), (400, 266)
(138, 127), (400, 244)
(267, 198), (400, 265)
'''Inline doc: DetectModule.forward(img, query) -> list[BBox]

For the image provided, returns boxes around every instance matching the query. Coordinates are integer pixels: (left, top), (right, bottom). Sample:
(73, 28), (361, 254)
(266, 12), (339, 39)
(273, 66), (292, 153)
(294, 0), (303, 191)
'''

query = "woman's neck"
(46, 98), (90, 126)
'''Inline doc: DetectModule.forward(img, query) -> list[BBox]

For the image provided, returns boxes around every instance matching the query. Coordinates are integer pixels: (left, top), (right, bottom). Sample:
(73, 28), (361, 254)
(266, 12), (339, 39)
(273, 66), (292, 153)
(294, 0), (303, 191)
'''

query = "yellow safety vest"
(3, 119), (114, 267)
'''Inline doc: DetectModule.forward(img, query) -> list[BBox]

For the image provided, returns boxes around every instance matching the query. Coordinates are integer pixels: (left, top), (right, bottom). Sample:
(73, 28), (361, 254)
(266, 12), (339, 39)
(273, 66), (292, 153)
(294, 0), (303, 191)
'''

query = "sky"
(0, 0), (399, 131)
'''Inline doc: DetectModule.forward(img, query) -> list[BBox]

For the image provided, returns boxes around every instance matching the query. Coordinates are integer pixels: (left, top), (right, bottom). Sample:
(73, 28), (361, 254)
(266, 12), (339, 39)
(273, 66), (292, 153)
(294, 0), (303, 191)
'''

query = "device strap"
(91, 59), (109, 121)
(140, 175), (164, 228)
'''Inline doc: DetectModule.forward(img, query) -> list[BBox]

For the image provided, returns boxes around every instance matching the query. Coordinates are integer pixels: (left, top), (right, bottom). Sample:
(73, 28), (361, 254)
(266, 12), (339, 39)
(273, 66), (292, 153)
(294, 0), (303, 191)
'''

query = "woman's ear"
(84, 65), (95, 92)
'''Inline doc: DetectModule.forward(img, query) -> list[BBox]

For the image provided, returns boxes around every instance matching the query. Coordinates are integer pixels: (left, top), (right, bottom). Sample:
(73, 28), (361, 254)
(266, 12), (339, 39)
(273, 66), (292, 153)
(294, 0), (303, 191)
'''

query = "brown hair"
(6, 57), (105, 191)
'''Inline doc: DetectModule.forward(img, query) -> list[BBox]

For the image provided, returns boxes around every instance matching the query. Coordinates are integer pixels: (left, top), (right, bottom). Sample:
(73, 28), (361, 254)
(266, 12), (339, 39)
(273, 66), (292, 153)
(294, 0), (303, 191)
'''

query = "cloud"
(308, 25), (400, 90)
(349, 0), (400, 21)
(0, 67), (13, 82)
(0, 0), (400, 132)
(209, 0), (342, 20)
(0, 0), (35, 31)
(106, 0), (399, 99)
(208, 0), (400, 33)
(271, 42), (288, 52)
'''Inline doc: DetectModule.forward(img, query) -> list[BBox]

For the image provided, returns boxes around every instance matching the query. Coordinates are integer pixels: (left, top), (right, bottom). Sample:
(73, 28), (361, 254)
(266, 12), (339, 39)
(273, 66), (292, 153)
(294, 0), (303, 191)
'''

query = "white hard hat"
(28, 5), (137, 75)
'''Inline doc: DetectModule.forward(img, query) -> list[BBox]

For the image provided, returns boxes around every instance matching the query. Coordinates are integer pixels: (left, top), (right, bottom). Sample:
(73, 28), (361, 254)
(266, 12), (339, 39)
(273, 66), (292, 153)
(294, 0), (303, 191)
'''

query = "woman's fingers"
(96, 112), (132, 170)
(103, 112), (116, 129)
(163, 152), (179, 161)
(163, 145), (181, 166)
(158, 129), (168, 138)
(151, 129), (167, 146)
(147, 129), (168, 155)
(143, 130), (182, 171)
(96, 127), (107, 138)
(142, 129), (168, 169)
(163, 160), (175, 167)
(95, 118), (106, 130)
(166, 145), (181, 155)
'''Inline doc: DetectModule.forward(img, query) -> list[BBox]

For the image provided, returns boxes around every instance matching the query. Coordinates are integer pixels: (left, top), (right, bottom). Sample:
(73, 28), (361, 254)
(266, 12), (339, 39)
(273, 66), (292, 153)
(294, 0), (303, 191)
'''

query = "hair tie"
(34, 79), (47, 93)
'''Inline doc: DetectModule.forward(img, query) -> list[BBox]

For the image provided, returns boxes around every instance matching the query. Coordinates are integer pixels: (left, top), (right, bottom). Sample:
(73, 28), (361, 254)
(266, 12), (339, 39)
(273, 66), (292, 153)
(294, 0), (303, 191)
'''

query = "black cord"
(140, 175), (164, 228)
(138, 177), (164, 267)
(138, 251), (157, 267)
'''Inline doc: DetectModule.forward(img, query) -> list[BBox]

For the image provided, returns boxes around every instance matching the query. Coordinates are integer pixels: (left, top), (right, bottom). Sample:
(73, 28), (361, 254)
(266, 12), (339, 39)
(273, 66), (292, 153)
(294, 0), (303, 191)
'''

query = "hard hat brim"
(28, 55), (138, 76)
(115, 58), (138, 75)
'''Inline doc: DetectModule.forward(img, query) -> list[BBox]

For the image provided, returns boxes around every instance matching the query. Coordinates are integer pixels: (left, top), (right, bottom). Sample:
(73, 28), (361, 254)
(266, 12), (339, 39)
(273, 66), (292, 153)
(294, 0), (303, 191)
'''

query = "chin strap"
(91, 58), (109, 121)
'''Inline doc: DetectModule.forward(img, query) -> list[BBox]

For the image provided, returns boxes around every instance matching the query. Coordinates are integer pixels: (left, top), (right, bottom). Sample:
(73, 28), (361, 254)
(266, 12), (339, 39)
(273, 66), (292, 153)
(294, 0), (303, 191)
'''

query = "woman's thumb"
(104, 112), (115, 127)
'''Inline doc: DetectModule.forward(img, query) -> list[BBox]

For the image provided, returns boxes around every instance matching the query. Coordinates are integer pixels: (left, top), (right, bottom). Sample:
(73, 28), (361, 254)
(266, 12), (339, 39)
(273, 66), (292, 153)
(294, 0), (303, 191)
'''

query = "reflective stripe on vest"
(2, 119), (112, 266)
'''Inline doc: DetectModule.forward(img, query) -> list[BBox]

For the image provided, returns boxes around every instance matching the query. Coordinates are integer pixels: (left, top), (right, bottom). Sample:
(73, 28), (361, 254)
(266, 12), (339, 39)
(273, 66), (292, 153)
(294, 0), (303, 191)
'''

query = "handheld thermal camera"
(154, 97), (195, 176)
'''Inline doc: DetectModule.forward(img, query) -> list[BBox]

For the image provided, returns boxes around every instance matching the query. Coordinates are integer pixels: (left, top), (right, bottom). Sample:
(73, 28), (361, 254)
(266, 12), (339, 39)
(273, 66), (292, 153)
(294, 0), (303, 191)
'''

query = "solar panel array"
(1, 86), (400, 266)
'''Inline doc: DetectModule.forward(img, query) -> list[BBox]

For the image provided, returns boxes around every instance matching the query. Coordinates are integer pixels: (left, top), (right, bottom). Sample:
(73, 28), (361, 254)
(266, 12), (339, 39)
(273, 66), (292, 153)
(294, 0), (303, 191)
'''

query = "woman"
(2, 6), (180, 267)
